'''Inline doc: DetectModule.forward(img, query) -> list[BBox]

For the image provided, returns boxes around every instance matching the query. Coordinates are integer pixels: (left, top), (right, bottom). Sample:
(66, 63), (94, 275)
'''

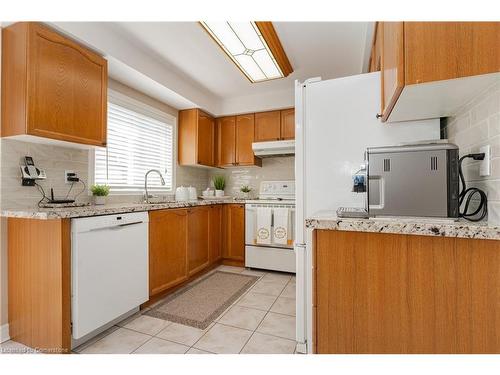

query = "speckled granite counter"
(1, 199), (245, 220)
(306, 211), (500, 240)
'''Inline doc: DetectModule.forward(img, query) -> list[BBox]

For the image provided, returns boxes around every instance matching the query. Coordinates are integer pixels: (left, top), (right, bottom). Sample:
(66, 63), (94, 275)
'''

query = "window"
(94, 92), (175, 194)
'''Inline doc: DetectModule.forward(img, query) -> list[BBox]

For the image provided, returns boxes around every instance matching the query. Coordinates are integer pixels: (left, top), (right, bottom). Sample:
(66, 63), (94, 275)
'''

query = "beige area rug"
(145, 271), (259, 329)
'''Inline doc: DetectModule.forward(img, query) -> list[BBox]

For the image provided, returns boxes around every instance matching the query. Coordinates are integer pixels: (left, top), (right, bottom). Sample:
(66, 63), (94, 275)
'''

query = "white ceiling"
(50, 21), (373, 115)
(107, 22), (373, 100)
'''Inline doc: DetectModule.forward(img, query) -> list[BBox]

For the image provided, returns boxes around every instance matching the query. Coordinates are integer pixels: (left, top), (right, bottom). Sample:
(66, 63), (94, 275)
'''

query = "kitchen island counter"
(1, 199), (245, 220)
(306, 211), (500, 240)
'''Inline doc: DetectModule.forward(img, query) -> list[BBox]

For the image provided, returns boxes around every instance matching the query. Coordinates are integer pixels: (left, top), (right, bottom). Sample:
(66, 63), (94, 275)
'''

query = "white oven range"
(245, 181), (296, 273)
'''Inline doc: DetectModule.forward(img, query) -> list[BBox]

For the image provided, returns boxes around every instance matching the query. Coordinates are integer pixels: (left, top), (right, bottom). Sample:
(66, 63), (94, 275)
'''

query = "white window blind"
(94, 99), (174, 193)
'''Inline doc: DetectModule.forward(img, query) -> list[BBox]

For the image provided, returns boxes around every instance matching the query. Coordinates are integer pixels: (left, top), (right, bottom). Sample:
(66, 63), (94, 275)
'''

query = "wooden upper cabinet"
(254, 109), (295, 142)
(1, 22), (107, 146)
(236, 113), (260, 166)
(255, 111), (281, 142)
(149, 209), (188, 297)
(380, 22), (404, 121)
(404, 22), (500, 84)
(378, 21), (500, 122)
(222, 204), (245, 262)
(217, 114), (261, 167)
(280, 108), (295, 140)
(178, 108), (215, 167)
(187, 206), (210, 276)
(368, 22), (382, 73)
(217, 116), (236, 167)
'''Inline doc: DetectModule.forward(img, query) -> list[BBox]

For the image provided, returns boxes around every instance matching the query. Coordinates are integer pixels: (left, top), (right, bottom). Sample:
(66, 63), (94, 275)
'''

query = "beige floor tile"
(133, 337), (189, 354)
(236, 292), (277, 311)
(116, 311), (143, 327)
(218, 305), (267, 331)
(270, 297), (296, 316)
(263, 272), (292, 282)
(214, 304), (234, 321)
(156, 322), (211, 346)
(186, 347), (213, 354)
(241, 332), (296, 354)
(257, 312), (296, 340)
(80, 328), (151, 354)
(124, 315), (171, 336)
(73, 325), (120, 353)
(0, 340), (37, 354)
(241, 269), (267, 277)
(217, 265), (245, 273)
(250, 278), (288, 296)
(280, 282), (296, 299)
(194, 323), (252, 354)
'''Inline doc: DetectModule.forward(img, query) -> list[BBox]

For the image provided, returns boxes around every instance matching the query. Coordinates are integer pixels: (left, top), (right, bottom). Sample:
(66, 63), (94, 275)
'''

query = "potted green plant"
(91, 184), (110, 205)
(212, 175), (226, 198)
(240, 185), (252, 199)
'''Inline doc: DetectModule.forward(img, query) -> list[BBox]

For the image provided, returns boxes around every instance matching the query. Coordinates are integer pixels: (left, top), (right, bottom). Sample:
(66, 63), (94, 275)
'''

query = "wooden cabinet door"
(380, 22), (404, 122)
(27, 23), (107, 145)
(217, 116), (236, 167)
(208, 205), (222, 264)
(255, 111), (281, 142)
(222, 204), (245, 262)
(197, 111), (215, 166)
(404, 22), (500, 85)
(280, 108), (295, 140)
(235, 114), (256, 166)
(149, 209), (188, 296)
(187, 206), (210, 276)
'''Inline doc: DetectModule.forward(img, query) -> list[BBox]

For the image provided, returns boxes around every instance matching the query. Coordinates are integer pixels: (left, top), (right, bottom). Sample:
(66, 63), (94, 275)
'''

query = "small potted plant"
(91, 184), (110, 205)
(212, 175), (226, 198)
(240, 185), (252, 199)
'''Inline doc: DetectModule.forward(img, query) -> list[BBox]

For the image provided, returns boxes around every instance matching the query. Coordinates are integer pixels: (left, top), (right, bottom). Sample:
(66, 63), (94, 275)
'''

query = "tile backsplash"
(444, 81), (500, 224)
(0, 139), (90, 208)
(207, 156), (295, 198)
(0, 139), (210, 208)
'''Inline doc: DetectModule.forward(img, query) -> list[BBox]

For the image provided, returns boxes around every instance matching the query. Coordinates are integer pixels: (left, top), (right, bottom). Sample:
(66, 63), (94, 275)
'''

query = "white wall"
(444, 81), (500, 223)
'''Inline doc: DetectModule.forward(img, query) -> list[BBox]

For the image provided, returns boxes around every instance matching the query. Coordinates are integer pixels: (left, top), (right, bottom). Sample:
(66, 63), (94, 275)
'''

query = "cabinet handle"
(376, 113), (382, 119)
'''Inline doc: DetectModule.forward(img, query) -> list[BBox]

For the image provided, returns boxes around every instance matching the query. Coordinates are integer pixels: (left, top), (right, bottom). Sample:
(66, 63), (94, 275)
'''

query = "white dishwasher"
(71, 212), (149, 340)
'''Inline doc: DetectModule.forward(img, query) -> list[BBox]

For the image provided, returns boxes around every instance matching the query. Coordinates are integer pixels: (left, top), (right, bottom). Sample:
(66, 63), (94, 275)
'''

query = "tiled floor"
(0, 265), (297, 355)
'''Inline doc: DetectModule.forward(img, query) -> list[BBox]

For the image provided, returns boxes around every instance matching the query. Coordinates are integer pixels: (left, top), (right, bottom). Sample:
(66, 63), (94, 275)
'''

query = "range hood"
(252, 140), (295, 157)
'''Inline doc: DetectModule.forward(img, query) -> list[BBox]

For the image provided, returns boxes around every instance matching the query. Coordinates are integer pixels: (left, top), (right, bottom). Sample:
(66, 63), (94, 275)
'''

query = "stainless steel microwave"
(366, 143), (459, 218)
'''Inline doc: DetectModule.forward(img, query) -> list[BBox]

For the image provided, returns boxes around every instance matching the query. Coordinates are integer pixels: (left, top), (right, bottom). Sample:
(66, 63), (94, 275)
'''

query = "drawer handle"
(376, 113), (382, 119)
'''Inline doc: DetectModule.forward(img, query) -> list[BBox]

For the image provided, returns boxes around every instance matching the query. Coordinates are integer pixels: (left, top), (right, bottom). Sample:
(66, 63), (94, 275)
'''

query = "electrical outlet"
(65, 170), (76, 184)
(479, 145), (491, 177)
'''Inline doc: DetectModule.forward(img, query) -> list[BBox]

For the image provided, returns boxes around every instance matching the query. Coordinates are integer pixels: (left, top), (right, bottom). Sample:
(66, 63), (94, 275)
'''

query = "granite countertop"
(306, 211), (500, 240)
(0, 199), (246, 220)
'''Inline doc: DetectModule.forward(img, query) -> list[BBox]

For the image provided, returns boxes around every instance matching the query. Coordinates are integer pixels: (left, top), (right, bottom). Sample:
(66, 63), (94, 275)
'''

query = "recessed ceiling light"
(200, 21), (293, 83)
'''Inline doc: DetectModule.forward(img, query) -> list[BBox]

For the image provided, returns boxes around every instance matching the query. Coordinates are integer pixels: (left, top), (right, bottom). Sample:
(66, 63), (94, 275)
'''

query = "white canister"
(175, 186), (188, 202)
(188, 186), (197, 201)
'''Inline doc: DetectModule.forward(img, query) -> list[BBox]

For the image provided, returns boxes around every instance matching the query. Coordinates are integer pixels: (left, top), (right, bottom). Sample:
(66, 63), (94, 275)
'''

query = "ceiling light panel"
(201, 21), (285, 83)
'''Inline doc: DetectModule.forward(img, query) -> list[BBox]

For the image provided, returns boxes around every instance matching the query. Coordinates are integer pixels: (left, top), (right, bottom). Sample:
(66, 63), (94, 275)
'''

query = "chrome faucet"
(144, 169), (166, 203)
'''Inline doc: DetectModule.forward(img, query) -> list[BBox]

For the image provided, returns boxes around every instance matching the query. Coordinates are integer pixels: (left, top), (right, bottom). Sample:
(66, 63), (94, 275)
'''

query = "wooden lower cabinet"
(209, 205), (223, 263)
(149, 209), (188, 296)
(222, 204), (245, 264)
(314, 230), (500, 354)
(7, 218), (71, 353)
(187, 206), (210, 276)
(149, 204), (240, 297)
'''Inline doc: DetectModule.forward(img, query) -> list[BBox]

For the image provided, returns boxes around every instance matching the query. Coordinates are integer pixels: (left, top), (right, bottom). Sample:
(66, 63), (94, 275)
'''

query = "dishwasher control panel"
(71, 212), (149, 233)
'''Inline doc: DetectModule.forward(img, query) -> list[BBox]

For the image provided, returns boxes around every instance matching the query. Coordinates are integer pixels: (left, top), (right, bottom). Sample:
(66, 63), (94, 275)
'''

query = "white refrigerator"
(294, 72), (441, 353)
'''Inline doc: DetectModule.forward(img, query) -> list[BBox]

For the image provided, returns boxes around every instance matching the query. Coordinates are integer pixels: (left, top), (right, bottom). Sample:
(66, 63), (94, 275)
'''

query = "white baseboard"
(0, 324), (10, 343)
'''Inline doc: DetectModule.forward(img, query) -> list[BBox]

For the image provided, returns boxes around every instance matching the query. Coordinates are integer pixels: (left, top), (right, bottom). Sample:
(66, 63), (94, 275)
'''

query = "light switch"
(479, 145), (490, 177)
